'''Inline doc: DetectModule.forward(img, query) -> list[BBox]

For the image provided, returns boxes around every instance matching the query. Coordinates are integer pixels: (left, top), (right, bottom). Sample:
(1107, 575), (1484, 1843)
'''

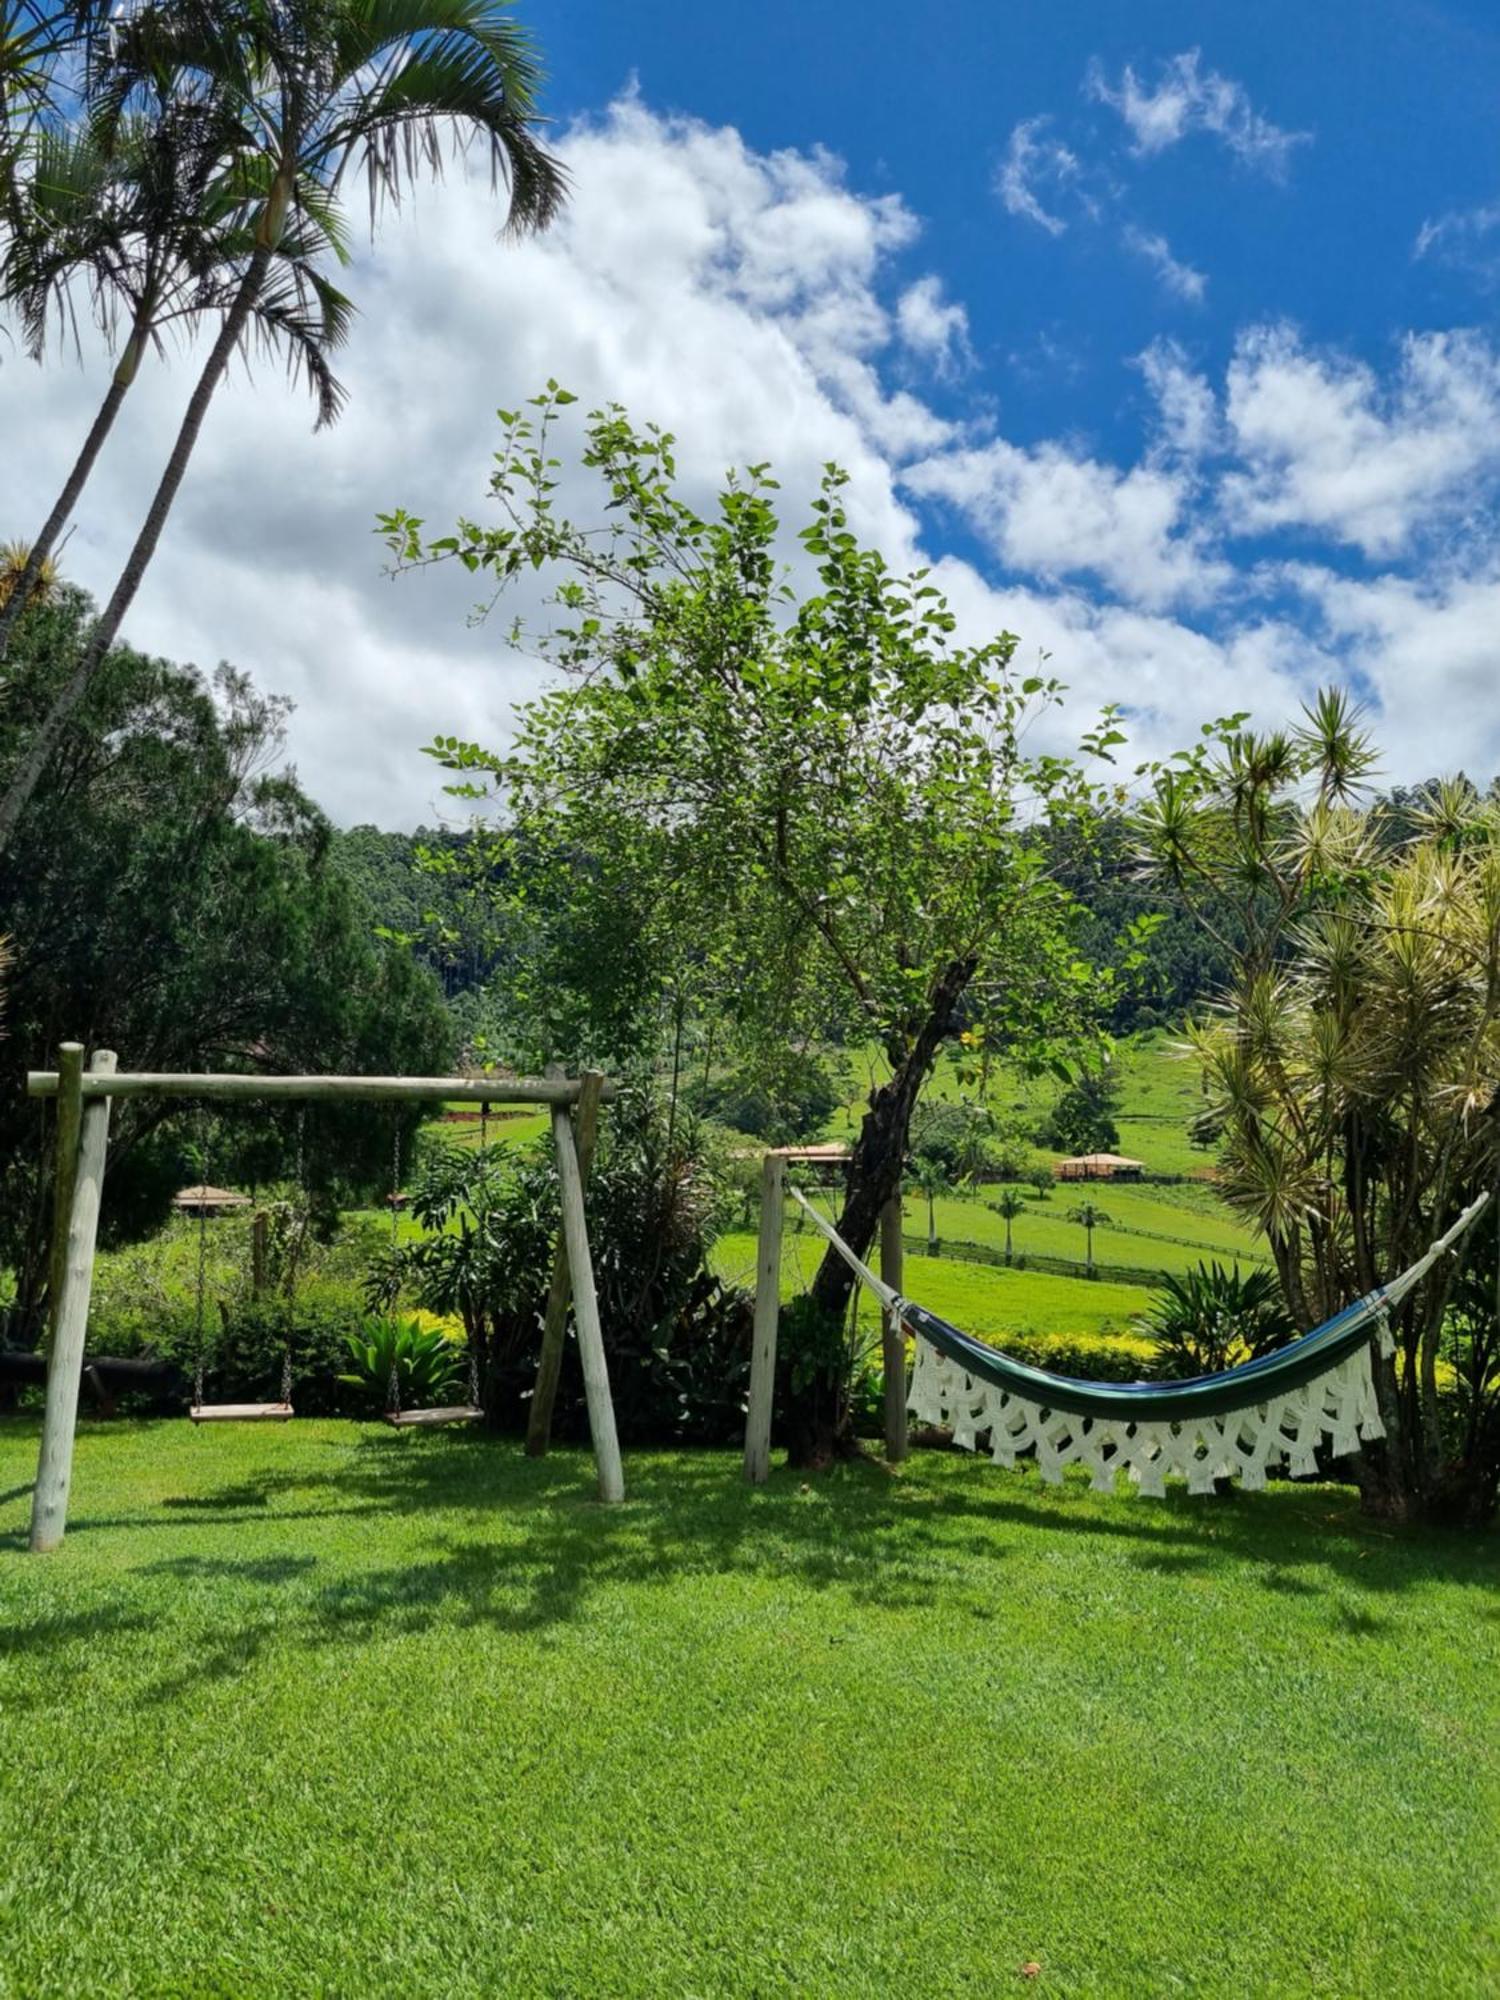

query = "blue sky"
(531, 0), (1500, 443)
(10, 0), (1500, 821)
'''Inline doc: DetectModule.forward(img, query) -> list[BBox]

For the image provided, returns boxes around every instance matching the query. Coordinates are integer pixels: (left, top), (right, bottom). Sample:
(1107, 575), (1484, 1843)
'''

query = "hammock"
(786, 1187), (1490, 1496)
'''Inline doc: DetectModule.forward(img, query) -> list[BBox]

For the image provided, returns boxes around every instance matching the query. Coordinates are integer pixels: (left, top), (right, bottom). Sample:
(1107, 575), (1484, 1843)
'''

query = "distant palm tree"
(0, 0), (566, 855)
(989, 1187), (1025, 1264)
(907, 1157), (953, 1255)
(1066, 1201), (1112, 1277)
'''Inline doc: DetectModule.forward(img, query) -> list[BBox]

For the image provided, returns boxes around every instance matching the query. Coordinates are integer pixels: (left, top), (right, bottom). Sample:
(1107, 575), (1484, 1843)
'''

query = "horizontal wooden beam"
(26, 1071), (615, 1107)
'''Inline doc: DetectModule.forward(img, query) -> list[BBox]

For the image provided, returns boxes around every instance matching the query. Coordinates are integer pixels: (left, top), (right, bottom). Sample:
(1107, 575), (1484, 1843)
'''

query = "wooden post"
(526, 1070), (604, 1456)
(880, 1191), (908, 1463)
(30, 1048), (117, 1553)
(45, 1043), (85, 1351)
(550, 1102), (624, 1504)
(743, 1151), (786, 1485)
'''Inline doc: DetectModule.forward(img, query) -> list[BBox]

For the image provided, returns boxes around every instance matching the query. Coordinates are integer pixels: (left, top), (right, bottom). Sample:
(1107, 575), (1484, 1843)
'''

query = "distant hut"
(173, 1184), (252, 1217)
(1054, 1153), (1145, 1183)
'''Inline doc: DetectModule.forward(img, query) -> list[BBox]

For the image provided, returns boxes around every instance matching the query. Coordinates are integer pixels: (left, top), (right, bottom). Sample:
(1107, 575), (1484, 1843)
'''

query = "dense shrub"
(1140, 1264), (1295, 1378)
(373, 1099), (754, 1447)
(1035, 1068), (1121, 1155)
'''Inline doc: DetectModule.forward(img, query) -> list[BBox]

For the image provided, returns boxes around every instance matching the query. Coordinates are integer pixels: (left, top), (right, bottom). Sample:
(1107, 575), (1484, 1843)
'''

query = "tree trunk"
(0, 246), (274, 858)
(0, 359), (139, 661)
(785, 955), (976, 1467)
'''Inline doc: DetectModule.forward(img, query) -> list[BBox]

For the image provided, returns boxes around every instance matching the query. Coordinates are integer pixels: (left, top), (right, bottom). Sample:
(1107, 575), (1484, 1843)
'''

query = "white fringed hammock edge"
(786, 1186), (1490, 1497)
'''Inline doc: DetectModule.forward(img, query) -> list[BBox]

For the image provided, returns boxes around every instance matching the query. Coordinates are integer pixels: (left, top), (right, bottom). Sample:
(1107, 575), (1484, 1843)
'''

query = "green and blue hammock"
(787, 1188), (1489, 1496)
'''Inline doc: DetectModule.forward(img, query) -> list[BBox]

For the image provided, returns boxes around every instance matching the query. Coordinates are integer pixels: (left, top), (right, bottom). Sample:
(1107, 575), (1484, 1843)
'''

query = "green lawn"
(712, 1229), (1155, 1344)
(914, 1184), (1268, 1275)
(1, 1420), (1495, 1997)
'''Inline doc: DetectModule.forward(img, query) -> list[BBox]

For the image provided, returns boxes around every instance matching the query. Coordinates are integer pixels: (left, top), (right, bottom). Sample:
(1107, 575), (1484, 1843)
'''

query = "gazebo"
(1054, 1153), (1145, 1182)
(172, 1183), (253, 1216)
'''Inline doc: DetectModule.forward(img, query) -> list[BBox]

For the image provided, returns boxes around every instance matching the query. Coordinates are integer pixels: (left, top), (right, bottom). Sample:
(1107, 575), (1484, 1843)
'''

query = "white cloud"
(1415, 200), (1500, 286)
(1220, 324), (1500, 556)
(6, 86), (1499, 839)
(895, 275), (973, 376)
(1, 98), (949, 822)
(995, 117), (1083, 235)
(1086, 50), (1309, 178)
(1284, 563), (1500, 780)
(1138, 339), (1220, 458)
(1122, 225), (1207, 303)
(903, 434), (1228, 612)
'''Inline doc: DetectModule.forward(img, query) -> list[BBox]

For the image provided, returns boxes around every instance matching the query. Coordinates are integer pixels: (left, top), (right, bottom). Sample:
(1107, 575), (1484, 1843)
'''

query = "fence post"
(743, 1152), (785, 1484)
(30, 1047), (117, 1553)
(880, 1191), (907, 1462)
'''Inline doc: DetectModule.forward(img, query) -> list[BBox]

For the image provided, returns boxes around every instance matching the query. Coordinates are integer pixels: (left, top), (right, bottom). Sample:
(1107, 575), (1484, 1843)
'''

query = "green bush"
(339, 1317), (468, 1415)
(373, 1099), (755, 1447)
(1140, 1264), (1295, 1378)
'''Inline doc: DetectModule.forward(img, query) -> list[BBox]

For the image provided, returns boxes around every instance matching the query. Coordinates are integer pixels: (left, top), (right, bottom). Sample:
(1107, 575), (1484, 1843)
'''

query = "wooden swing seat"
(189, 1401), (294, 1424)
(383, 1405), (483, 1429)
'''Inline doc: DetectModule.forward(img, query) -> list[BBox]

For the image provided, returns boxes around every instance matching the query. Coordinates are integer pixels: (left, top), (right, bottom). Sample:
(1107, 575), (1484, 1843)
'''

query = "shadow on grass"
(7, 1425), (1496, 1704)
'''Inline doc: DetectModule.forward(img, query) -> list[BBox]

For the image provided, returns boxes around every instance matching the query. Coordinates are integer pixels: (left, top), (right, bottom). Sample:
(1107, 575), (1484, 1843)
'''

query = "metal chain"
(193, 1111), (210, 1408)
(388, 1115), (403, 1416)
(282, 1108), (306, 1406)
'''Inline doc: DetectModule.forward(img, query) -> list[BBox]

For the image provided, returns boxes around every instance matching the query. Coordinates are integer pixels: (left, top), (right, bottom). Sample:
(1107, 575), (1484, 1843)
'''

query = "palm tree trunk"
(0, 373), (134, 661)
(0, 246), (273, 858)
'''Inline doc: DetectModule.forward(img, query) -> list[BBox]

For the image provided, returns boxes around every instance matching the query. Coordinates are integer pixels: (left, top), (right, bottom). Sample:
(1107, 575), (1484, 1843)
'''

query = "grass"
(0, 1418), (1495, 1997)
(914, 1185), (1268, 1275)
(714, 1227), (1159, 1343)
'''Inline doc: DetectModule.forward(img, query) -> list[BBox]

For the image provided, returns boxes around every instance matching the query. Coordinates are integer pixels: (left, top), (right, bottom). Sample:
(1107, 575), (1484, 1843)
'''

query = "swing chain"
(193, 1110), (210, 1407)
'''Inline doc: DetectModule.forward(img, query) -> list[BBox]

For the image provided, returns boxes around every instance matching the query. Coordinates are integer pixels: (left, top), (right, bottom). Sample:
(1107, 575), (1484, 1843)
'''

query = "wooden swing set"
(25, 1045), (625, 1552)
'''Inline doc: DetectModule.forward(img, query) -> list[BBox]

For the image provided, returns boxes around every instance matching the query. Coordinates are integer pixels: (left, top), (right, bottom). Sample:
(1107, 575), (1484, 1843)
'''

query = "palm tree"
(0, 0), (565, 855)
(0, 2), (63, 169)
(907, 1157), (953, 1256)
(0, 92), (353, 660)
(989, 1187), (1025, 1265)
(1066, 1200), (1111, 1277)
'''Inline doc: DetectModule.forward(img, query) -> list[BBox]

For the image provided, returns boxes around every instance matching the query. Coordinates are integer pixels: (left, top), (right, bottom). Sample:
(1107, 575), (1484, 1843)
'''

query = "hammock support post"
(25, 1053), (625, 1548)
(743, 1152), (785, 1485)
(880, 1193), (907, 1462)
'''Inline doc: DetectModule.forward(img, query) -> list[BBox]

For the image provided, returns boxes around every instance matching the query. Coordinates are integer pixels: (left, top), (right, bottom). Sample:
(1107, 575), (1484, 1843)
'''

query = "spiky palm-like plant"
(1142, 1262), (1294, 1379)
(1141, 690), (1500, 1524)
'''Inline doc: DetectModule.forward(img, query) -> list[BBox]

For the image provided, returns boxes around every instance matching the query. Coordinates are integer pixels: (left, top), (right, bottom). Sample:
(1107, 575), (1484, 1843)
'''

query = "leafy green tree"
(0, 0), (565, 855)
(989, 1187), (1025, 1264)
(0, 583), (452, 1344)
(1065, 1201), (1111, 1276)
(1037, 1064), (1120, 1154)
(385, 393), (1118, 1459)
(1138, 691), (1500, 1524)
